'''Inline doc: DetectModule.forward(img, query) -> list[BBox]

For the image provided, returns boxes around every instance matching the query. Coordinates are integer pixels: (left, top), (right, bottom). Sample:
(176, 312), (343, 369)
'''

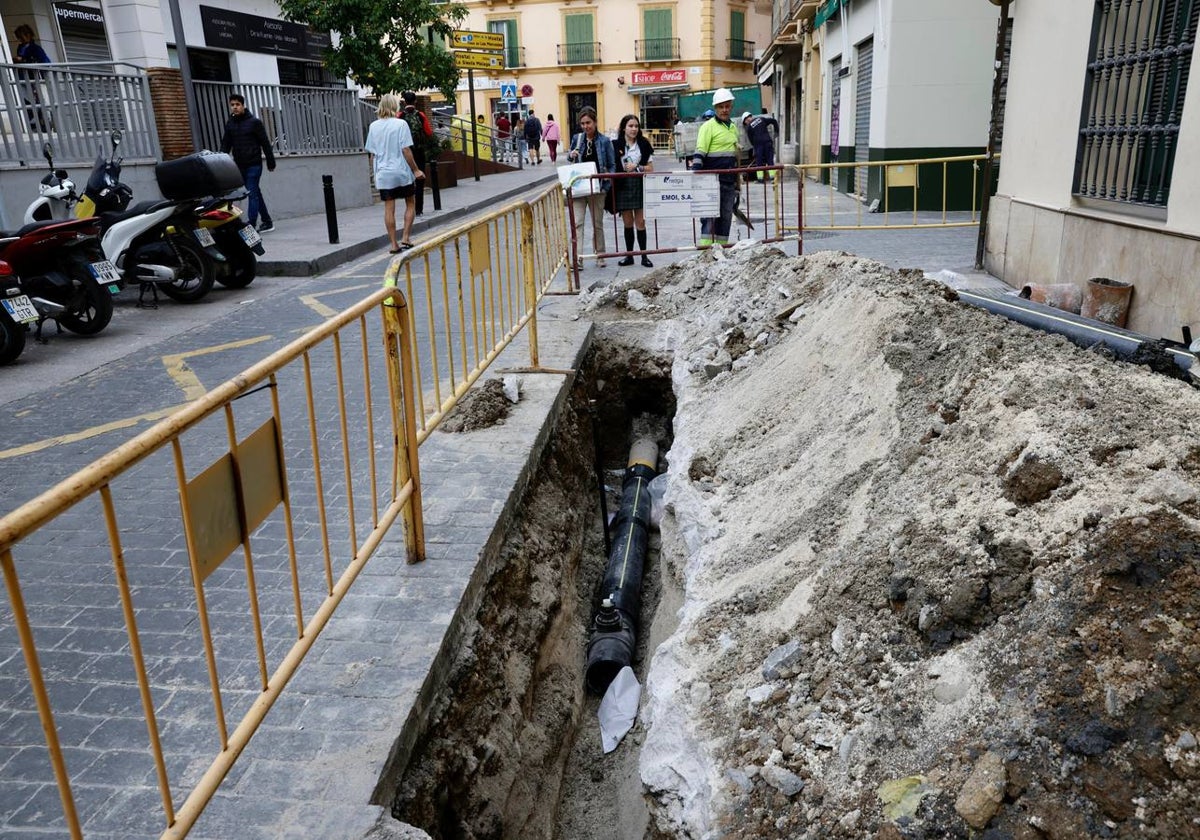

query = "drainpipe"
(585, 438), (658, 695)
(975, 0), (1011, 270)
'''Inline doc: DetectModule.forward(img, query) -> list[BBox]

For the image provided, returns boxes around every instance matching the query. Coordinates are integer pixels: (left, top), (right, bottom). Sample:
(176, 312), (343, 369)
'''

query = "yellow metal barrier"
(0, 183), (569, 838)
(794, 153), (998, 231)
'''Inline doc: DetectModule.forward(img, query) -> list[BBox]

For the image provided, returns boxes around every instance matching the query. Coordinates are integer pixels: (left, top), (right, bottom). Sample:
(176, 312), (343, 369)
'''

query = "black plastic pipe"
(958, 288), (1196, 374)
(585, 439), (657, 695)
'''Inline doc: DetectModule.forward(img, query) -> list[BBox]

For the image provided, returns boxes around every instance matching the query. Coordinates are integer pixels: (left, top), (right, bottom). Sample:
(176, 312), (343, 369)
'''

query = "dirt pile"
(585, 245), (1200, 839)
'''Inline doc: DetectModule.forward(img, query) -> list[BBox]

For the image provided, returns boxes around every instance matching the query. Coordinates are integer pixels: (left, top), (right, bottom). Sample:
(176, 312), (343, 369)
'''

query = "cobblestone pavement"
(0, 166), (1005, 838)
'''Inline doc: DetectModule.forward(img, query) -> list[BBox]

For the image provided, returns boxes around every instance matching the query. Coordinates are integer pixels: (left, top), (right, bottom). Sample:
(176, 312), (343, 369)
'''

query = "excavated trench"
(388, 327), (677, 840)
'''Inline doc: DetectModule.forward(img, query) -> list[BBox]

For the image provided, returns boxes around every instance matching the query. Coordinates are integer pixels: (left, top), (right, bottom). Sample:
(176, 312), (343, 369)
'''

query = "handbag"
(557, 161), (598, 196)
(604, 184), (618, 215)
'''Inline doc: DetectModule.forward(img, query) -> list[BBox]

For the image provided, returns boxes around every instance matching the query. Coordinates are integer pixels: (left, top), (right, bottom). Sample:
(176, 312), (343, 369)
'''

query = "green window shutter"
(565, 14), (594, 63)
(643, 9), (672, 60)
(488, 19), (519, 67)
(730, 11), (745, 59)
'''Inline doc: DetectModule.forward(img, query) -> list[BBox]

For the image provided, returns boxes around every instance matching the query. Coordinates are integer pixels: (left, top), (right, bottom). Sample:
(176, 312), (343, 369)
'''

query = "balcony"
(504, 46), (526, 68)
(727, 39), (755, 62)
(635, 38), (681, 62)
(557, 41), (601, 65)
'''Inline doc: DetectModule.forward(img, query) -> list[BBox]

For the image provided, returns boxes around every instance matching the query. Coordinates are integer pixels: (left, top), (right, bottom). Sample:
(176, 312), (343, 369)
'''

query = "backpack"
(403, 107), (438, 159)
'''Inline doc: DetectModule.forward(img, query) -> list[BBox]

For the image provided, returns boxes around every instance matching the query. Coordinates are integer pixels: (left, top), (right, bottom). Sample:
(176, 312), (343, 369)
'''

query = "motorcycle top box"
(155, 151), (243, 200)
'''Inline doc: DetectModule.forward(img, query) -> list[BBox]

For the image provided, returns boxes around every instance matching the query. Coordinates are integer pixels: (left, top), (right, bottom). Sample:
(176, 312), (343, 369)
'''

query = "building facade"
(985, 0), (1200, 341)
(448, 0), (773, 147)
(761, 0), (1000, 206)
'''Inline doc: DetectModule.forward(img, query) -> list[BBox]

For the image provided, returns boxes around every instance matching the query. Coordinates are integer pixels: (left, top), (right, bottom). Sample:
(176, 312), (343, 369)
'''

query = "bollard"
(429, 160), (442, 211)
(322, 174), (339, 244)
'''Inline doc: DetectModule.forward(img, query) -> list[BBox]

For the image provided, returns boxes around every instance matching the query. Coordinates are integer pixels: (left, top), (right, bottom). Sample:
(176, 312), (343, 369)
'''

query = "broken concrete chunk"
(762, 639), (804, 681)
(954, 750), (1006, 829)
(626, 289), (651, 311)
(704, 349), (733, 379)
(760, 764), (805, 796)
(502, 375), (522, 404)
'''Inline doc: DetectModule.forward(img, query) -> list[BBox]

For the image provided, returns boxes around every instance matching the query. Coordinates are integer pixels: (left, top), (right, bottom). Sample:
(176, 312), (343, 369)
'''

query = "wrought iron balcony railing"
(635, 38), (681, 62)
(557, 42), (601, 65)
(727, 39), (755, 61)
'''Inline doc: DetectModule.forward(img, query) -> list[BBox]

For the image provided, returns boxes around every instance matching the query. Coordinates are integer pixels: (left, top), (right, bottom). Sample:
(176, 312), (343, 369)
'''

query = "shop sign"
(200, 5), (329, 61)
(630, 69), (687, 87)
(645, 172), (719, 217)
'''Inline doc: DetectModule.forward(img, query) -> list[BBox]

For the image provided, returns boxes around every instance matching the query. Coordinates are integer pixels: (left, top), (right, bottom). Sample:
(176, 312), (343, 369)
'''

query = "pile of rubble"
(584, 245), (1200, 839)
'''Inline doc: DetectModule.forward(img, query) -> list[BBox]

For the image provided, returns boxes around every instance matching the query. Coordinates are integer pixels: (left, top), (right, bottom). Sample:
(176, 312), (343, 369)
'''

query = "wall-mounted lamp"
(617, 76), (626, 86)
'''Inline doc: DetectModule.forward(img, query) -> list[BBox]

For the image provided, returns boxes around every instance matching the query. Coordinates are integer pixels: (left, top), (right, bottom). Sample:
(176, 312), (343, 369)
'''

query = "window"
(642, 8), (674, 61)
(1075, 0), (1200, 208)
(488, 19), (520, 68)
(729, 10), (752, 61)
(563, 13), (595, 64)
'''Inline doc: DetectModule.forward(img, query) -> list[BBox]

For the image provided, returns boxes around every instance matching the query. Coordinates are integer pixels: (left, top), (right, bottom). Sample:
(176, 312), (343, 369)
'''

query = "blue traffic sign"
(500, 83), (517, 102)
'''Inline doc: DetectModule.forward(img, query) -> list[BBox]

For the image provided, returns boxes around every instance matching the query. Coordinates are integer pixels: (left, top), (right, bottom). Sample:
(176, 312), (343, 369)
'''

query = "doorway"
(566, 91), (597, 134)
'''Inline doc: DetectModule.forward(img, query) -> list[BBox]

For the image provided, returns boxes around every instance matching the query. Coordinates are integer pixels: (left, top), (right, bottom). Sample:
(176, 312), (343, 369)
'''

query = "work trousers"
(700, 174), (738, 245)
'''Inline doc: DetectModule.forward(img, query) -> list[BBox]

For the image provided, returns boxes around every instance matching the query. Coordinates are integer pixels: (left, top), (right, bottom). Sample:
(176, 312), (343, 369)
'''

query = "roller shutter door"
(854, 38), (872, 198)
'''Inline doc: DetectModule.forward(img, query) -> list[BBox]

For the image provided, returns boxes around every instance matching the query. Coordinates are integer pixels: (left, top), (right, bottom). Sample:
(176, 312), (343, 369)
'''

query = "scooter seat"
(2, 217), (100, 239)
(100, 199), (180, 227)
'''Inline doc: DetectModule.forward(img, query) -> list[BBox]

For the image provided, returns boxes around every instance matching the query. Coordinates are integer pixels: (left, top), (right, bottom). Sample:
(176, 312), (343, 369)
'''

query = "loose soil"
(387, 245), (1200, 839)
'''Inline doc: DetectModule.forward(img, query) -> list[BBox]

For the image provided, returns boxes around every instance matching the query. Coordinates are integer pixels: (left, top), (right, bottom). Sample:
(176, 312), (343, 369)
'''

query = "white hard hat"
(741, 112), (753, 123)
(712, 88), (734, 106)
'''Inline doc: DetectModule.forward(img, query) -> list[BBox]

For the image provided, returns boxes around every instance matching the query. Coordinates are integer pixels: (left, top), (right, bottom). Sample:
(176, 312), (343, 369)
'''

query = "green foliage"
(279, 0), (466, 99)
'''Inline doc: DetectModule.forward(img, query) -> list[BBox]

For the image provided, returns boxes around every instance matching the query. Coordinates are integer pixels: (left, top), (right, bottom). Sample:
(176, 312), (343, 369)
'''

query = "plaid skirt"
(613, 176), (644, 212)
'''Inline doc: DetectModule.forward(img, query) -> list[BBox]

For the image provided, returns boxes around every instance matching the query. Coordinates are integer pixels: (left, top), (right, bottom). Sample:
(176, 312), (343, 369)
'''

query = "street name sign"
(450, 30), (506, 51)
(454, 51), (505, 70)
(645, 172), (719, 217)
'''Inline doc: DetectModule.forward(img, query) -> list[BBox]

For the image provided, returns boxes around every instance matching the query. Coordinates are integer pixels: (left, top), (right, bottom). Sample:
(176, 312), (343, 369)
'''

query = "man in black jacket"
(221, 94), (276, 232)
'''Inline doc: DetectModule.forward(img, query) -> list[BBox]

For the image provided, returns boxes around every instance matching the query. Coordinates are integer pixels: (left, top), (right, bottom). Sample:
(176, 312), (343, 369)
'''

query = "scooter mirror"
(110, 129), (122, 148)
(42, 143), (53, 165)
(54, 169), (68, 180)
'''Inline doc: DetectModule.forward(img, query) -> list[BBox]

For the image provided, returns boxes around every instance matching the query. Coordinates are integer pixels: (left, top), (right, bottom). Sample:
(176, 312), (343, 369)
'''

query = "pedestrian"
(743, 110), (779, 181)
(565, 106), (615, 269)
(221, 93), (276, 232)
(13, 24), (50, 131)
(365, 93), (423, 254)
(692, 88), (740, 247)
(515, 117), (529, 165)
(544, 114), (561, 162)
(524, 108), (543, 164)
(401, 90), (435, 216)
(612, 114), (655, 268)
(495, 112), (511, 161)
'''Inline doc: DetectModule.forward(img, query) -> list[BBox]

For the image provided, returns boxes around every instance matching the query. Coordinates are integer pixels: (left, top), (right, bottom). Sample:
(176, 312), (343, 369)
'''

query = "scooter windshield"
(85, 152), (120, 193)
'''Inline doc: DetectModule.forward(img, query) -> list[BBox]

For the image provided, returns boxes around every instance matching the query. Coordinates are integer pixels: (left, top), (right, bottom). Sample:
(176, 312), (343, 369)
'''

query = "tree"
(279, 0), (466, 100)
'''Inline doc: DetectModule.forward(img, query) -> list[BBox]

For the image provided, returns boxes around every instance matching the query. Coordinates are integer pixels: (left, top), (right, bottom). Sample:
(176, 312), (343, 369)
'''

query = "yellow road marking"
(162, 335), (274, 401)
(299, 284), (375, 318)
(0, 404), (183, 461)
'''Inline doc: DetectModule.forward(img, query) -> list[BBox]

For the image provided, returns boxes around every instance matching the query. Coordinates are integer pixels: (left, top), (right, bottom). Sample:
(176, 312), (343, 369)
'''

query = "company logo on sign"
(631, 69), (687, 86)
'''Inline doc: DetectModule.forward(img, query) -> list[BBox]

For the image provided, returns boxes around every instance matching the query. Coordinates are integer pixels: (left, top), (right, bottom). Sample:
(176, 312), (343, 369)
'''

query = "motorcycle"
(0, 216), (119, 340)
(26, 133), (254, 304)
(0, 260), (36, 365)
(195, 194), (263, 289)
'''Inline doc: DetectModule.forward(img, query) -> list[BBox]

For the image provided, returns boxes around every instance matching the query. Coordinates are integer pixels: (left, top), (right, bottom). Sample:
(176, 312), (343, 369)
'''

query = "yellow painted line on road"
(162, 335), (274, 401)
(0, 404), (183, 461)
(299, 284), (375, 318)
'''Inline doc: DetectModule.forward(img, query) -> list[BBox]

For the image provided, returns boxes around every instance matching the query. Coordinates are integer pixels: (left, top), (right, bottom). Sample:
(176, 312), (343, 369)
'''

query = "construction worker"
(692, 88), (740, 247)
(743, 111), (779, 181)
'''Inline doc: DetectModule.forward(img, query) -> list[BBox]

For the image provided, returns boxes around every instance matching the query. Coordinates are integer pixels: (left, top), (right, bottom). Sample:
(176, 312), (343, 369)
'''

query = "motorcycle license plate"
(1, 295), (39, 324)
(239, 225), (262, 247)
(89, 260), (122, 285)
(194, 227), (216, 247)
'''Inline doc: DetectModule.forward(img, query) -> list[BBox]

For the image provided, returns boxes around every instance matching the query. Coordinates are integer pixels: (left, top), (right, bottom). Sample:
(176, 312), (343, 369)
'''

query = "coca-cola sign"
(630, 69), (687, 86)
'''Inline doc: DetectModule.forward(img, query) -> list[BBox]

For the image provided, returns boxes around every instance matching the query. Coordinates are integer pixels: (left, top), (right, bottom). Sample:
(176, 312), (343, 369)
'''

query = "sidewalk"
(256, 166), (560, 276)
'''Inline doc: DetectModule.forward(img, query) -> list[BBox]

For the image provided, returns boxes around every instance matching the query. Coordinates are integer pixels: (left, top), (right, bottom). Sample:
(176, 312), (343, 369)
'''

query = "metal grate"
(1074, 0), (1200, 208)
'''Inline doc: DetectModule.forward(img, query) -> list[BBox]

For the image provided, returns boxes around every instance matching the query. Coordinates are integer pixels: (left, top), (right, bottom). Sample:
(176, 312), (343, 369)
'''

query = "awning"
(814, 0), (846, 28)
(627, 83), (691, 94)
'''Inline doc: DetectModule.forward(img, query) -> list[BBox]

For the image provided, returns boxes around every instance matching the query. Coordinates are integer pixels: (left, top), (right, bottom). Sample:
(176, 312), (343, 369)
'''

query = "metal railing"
(193, 81), (364, 155)
(557, 41), (602, 65)
(727, 39), (756, 61)
(797, 153), (996, 230)
(635, 38), (681, 61)
(504, 46), (527, 68)
(0, 61), (160, 165)
(0, 183), (569, 838)
(643, 128), (675, 153)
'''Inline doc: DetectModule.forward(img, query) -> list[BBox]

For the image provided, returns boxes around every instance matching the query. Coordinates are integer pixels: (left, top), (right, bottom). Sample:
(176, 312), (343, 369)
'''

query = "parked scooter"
(0, 216), (118, 339)
(26, 133), (253, 304)
(0, 260), (35, 365)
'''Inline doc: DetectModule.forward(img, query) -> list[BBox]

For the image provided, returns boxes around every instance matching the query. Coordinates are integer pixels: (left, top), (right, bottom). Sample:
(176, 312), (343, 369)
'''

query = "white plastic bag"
(598, 666), (640, 753)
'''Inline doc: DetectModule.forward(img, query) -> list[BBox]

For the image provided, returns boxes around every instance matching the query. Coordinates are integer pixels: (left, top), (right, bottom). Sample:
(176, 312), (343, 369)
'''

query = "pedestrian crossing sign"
(500, 83), (517, 102)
